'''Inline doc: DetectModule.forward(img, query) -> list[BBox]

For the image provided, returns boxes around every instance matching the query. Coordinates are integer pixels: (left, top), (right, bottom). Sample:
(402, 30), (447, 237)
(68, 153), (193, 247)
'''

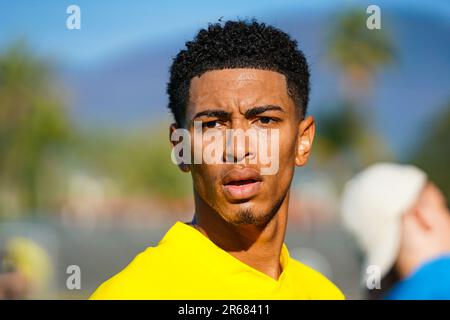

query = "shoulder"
(386, 255), (450, 300)
(89, 247), (169, 300)
(289, 258), (345, 300)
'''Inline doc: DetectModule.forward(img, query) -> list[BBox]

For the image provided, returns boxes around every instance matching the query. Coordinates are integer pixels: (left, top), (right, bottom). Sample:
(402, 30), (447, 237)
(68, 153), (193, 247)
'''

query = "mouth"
(221, 168), (262, 201)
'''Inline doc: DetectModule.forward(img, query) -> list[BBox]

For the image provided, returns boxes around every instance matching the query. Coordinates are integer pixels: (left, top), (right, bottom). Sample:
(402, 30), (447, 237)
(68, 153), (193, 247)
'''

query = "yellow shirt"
(90, 221), (344, 300)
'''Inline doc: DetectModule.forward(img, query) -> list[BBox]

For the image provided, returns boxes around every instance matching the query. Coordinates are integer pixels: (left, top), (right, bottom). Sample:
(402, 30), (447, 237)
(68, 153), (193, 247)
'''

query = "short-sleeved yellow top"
(90, 221), (345, 300)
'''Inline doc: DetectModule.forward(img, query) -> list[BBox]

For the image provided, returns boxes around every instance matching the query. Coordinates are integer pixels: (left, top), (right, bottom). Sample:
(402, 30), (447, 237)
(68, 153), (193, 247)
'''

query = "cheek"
(278, 127), (298, 166)
(191, 165), (221, 197)
(275, 128), (298, 184)
(261, 138), (296, 192)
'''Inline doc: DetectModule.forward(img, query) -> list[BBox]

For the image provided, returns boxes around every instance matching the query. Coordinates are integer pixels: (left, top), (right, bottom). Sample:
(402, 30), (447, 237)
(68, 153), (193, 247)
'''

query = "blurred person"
(90, 20), (344, 299)
(0, 247), (28, 299)
(0, 237), (52, 299)
(0, 271), (28, 300)
(341, 163), (450, 299)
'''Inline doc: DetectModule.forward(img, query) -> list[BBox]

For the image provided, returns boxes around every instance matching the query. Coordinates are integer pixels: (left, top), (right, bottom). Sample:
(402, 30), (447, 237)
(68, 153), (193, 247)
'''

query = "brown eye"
(259, 117), (277, 125)
(203, 120), (219, 129)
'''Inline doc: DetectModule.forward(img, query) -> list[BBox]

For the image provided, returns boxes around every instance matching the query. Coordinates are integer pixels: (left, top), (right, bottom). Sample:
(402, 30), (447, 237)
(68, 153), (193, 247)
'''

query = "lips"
(221, 168), (262, 201)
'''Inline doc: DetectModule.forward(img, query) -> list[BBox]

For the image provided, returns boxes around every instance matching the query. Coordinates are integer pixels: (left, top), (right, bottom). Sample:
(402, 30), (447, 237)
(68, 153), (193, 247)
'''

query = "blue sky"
(1, 0), (449, 65)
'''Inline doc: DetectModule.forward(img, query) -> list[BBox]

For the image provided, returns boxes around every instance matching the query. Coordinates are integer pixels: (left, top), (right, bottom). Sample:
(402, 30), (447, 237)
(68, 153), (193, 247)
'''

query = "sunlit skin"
(396, 182), (450, 278)
(170, 68), (315, 279)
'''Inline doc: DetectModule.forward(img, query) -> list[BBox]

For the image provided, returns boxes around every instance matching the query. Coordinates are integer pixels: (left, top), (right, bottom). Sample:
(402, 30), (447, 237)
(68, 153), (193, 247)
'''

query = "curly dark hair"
(167, 19), (310, 127)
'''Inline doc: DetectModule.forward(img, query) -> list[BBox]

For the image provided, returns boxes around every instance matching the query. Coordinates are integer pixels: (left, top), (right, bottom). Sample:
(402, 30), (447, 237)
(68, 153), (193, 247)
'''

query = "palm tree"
(314, 9), (396, 173)
(327, 9), (395, 99)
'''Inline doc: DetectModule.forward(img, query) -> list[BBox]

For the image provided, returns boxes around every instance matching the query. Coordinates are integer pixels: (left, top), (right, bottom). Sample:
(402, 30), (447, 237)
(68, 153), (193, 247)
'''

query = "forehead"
(187, 68), (294, 114)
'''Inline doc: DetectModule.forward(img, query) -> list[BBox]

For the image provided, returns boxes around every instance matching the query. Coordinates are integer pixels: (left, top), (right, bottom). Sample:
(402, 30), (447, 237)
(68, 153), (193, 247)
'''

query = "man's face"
(175, 68), (314, 226)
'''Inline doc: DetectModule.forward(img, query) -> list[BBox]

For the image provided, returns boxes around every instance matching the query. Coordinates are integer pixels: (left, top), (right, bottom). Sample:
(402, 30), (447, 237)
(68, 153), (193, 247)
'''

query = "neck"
(396, 248), (450, 279)
(189, 192), (290, 280)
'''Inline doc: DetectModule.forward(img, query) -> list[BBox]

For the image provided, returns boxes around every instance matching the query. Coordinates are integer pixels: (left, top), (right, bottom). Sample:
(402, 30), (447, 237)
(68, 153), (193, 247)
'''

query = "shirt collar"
(159, 221), (291, 283)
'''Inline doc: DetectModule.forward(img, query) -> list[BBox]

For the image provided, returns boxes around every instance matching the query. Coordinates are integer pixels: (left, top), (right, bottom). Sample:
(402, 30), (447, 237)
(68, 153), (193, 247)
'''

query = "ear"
(410, 207), (433, 231)
(169, 123), (191, 173)
(295, 115), (315, 167)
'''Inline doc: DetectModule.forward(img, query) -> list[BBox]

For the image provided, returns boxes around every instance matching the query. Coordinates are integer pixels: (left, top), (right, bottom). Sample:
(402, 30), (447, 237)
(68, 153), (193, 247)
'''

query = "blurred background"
(0, 0), (449, 299)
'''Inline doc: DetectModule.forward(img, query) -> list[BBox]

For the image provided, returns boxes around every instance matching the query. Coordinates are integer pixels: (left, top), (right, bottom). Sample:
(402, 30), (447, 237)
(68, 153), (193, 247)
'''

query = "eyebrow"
(192, 109), (231, 121)
(244, 105), (285, 117)
(192, 105), (285, 121)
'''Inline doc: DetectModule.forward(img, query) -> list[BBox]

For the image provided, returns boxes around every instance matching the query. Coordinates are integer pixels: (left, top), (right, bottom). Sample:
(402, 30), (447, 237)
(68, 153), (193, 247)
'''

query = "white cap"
(340, 162), (427, 281)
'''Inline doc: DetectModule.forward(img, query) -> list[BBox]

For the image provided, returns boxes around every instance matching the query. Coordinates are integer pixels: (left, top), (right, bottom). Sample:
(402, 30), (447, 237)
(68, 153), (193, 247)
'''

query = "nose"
(223, 120), (257, 164)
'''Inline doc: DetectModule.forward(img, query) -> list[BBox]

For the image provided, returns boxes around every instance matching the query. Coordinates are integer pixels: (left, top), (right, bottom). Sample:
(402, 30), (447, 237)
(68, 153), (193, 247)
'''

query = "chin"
(223, 205), (273, 226)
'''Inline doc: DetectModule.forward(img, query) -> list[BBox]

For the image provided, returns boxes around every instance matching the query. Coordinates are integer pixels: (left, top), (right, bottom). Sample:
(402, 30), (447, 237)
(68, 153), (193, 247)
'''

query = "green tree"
(411, 103), (450, 200)
(327, 9), (395, 98)
(316, 9), (396, 174)
(0, 42), (72, 216)
(72, 124), (192, 201)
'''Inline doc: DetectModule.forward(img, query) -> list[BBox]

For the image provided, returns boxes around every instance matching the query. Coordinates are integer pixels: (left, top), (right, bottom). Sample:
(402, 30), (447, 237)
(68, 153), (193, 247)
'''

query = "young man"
(90, 20), (344, 300)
